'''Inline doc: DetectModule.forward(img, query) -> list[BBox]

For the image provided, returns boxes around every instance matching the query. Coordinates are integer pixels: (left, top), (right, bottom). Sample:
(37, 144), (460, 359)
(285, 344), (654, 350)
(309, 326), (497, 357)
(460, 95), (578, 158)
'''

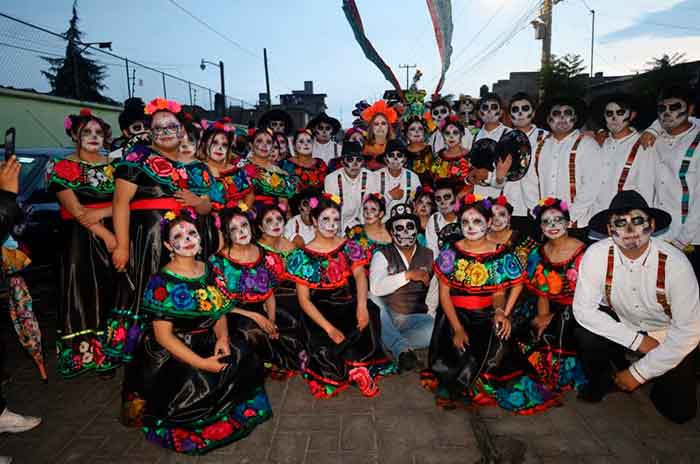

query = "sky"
(2, 0), (700, 126)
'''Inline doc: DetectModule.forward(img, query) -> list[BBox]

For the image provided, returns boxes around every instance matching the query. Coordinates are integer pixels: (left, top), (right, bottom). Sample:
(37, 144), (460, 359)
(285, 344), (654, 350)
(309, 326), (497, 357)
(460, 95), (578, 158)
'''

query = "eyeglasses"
(541, 216), (567, 227)
(605, 109), (627, 118)
(481, 103), (500, 112)
(657, 102), (684, 114)
(510, 104), (531, 114)
(610, 216), (648, 229)
(152, 124), (181, 135)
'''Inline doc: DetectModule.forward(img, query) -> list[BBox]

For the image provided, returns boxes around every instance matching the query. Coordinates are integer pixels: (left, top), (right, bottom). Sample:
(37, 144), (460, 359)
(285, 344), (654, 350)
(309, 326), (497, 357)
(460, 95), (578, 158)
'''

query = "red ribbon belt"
(60, 201), (112, 220)
(451, 295), (493, 311)
(129, 198), (182, 211)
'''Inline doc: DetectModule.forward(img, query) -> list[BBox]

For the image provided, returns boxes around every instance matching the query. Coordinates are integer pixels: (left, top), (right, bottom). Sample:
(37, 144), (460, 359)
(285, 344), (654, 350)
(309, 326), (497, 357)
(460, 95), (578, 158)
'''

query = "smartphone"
(4, 128), (15, 161)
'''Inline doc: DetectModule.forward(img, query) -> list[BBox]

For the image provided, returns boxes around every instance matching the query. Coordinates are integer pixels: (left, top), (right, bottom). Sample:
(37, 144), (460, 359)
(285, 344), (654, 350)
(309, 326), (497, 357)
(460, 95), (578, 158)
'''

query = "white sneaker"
(0, 409), (41, 433)
(0, 456), (13, 463)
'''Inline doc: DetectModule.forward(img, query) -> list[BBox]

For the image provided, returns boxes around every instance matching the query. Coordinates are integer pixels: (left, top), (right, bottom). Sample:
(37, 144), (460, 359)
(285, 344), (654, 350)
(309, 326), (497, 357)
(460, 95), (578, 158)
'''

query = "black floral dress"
(137, 266), (271, 455)
(286, 240), (396, 398)
(279, 157), (328, 192)
(422, 242), (559, 414)
(46, 157), (116, 378)
(407, 145), (435, 186)
(241, 161), (297, 213)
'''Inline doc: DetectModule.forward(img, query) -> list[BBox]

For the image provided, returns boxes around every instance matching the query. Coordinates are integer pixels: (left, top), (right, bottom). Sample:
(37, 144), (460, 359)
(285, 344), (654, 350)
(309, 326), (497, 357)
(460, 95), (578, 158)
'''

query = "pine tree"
(41, 1), (108, 102)
(538, 54), (586, 100)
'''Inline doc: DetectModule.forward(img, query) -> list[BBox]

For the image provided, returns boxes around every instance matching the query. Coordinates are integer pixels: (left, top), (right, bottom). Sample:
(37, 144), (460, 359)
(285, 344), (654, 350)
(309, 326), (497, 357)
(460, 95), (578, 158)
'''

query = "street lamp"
(201, 59), (226, 116)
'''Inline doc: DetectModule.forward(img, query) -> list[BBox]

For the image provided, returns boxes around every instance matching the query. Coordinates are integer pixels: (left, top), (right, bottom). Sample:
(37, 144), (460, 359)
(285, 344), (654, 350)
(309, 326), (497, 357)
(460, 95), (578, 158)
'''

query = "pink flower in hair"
(309, 197), (319, 209)
(559, 200), (569, 212)
(64, 117), (72, 131)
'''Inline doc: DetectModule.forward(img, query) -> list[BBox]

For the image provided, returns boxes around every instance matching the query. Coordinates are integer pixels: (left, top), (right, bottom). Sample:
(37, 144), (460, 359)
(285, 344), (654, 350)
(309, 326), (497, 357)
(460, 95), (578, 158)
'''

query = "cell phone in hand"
(4, 128), (15, 161)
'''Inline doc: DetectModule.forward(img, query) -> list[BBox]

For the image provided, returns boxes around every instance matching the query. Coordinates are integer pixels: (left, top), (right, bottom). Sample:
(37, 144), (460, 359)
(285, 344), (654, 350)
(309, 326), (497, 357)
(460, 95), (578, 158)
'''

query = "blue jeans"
(371, 294), (434, 358)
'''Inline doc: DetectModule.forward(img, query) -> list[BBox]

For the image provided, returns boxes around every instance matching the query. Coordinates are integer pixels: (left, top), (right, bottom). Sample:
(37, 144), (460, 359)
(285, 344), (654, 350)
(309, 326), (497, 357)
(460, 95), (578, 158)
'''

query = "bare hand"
(200, 355), (227, 373)
(614, 368), (641, 392)
(356, 307), (369, 331)
(494, 311), (512, 339)
(326, 325), (346, 345)
(252, 313), (279, 339)
(112, 245), (129, 272)
(406, 269), (430, 287)
(214, 336), (231, 357)
(102, 232), (118, 252)
(389, 185), (404, 200)
(452, 327), (469, 350)
(77, 208), (104, 227)
(174, 189), (202, 207)
(640, 131), (657, 149)
(495, 154), (513, 181)
(531, 313), (554, 339)
(0, 156), (20, 194)
(637, 335), (659, 354)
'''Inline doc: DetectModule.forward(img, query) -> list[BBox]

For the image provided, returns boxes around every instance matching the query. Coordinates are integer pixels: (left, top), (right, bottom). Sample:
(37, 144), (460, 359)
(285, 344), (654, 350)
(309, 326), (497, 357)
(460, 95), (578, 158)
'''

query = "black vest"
(379, 245), (433, 315)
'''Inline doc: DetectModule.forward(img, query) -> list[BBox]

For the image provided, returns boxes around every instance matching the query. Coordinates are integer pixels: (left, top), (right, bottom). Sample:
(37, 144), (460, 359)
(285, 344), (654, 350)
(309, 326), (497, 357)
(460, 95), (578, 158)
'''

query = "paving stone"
(412, 447), (481, 464)
(431, 410), (477, 448)
(267, 432), (308, 464)
(278, 413), (339, 432)
(340, 414), (376, 451)
(308, 431), (339, 451)
(485, 413), (555, 437)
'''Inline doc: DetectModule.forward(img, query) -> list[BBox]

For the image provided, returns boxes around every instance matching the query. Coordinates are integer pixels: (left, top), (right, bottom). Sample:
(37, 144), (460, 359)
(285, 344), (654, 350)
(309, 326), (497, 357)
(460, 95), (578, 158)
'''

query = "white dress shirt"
(535, 130), (602, 226)
(283, 214), (315, 244)
(521, 126), (550, 213)
(591, 130), (655, 217)
(573, 238), (700, 384)
(653, 123), (700, 245)
(312, 140), (342, 166)
(474, 123), (511, 143)
(324, 167), (380, 232)
(425, 212), (456, 260)
(375, 167), (421, 217)
(429, 129), (473, 154)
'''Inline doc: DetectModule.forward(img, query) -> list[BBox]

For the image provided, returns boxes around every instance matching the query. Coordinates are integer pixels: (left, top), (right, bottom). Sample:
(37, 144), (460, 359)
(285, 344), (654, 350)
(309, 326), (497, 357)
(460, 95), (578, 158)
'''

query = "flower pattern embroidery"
(47, 158), (115, 193)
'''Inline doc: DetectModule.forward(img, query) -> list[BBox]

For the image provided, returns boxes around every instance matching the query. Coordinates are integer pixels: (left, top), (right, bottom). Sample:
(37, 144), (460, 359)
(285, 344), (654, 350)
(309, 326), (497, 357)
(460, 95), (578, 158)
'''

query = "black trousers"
(575, 324), (697, 424)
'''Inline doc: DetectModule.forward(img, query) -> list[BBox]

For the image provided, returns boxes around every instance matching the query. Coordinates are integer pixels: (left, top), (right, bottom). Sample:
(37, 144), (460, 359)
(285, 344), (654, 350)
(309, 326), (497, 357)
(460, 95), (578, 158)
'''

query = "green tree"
(41, 1), (108, 102)
(634, 52), (690, 104)
(538, 53), (586, 100)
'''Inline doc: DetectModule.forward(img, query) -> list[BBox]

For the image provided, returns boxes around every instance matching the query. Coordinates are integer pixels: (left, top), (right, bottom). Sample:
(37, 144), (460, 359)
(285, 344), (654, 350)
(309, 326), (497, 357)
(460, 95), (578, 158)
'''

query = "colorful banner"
(427, 0), (454, 95)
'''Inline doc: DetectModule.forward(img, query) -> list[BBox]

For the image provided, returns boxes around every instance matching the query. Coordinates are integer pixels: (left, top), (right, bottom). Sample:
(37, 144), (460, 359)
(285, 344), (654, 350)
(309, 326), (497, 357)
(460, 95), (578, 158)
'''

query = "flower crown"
(494, 195), (510, 208)
(439, 114), (462, 131)
(160, 207), (197, 233)
(361, 100), (398, 125)
(64, 108), (94, 131)
(456, 194), (492, 212)
(250, 127), (274, 139)
(145, 98), (182, 116)
(532, 197), (569, 219)
(321, 192), (342, 206)
(363, 192), (385, 206)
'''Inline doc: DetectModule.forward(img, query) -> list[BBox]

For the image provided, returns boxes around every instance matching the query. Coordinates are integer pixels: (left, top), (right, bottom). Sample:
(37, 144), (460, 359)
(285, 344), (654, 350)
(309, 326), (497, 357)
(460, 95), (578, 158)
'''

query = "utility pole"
(590, 9), (595, 79)
(263, 48), (271, 109)
(399, 64), (417, 90)
(537, 0), (553, 100)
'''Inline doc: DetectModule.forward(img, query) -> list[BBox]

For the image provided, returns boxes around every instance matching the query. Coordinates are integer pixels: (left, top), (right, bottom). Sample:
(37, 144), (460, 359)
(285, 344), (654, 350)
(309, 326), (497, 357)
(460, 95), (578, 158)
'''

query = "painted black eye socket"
(611, 216), (647, 228)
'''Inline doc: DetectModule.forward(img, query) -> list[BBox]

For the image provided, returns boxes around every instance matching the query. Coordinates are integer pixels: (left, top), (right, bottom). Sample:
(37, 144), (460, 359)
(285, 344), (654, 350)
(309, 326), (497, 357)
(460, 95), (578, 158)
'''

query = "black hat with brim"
(258, 109), (295, 135)
(386, 203), (420, 231)
(469, 139), (499, 171)
(307, 112), (341, 134)
(380, 139), (408, 163)
(496, 129), (532, 181)
(341, 141), (363, 158)
(588, 190), (672, 236)
(119, 97), (149, 131)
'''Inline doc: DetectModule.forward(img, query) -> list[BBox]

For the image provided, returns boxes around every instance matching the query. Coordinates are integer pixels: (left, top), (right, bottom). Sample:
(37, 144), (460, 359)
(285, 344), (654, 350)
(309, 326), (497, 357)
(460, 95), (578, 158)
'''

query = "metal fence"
(0, 12), (255, 110)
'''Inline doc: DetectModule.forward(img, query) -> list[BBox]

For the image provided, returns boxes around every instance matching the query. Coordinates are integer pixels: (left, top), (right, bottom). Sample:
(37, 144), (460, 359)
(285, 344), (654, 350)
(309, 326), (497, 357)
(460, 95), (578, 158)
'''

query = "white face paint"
(315, 207), (340, 238)
(609, 209), (652, 251)
(391, 218), (418, 248)
(371, 115), (389, 139)
(343, 154), (364, 178)
(269, 141), (281, 164)
(407, 121), (425, 144)
(269, 120), (286, 134)
(228, 215), (252, 246)
(253, 133), (273, 158)
(151, 112), (182, 150)
(460, 208), (489, 241)
(314, 122), (333, 144)
(178, 133), (197, 161)
(294, 133), (314, 156)
(385, 150), (405, 171)
(657, 98), (689, 132)
(262, 209), (285, 237)
(479, 100), (501, 125)
(435, 189), (455, 216)
(79, 120), (105, 153)
(548, 105), (576, 135)
(168, 221), (202, 257)
(275, 135), (289, 157)
(442, 124), (462, 148)
(509, 99), (534, 129)
(414, 195), (434, 217)
(490, 204), (511, 232)
(540, 209), (568, 240)
(604, 102), (631, 135)
(362, 200), (383, 225)
(207, 133), (228, 162)
(431, 105), (450, 124)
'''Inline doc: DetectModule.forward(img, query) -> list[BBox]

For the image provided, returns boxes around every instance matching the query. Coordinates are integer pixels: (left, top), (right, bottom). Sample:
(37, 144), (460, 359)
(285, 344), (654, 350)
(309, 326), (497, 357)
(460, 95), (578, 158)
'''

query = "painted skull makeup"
(363, 200), (382, 225)
(208, 133), (228, 162)
(415, 195), (434, 217)
(253, 133), (273, 158)
(269, 120), (286, 133)
(509, 99), (534, 129)
(178, 134), (197, 160)
(540, 209), (568, 240)
(79, 121), (104, 152)
(295, 133), (313, 156)
(391, 218), (418, 248)
(407, 122), (425, 143)
(609, 209), (652, 250)
(314, 123), (333, 144)
(443, 124), (462, 147)
(460, 209), (489, 241)
(490, 204), (511, 232)
(435, 189), (455, 216)
(343, 154), (364, 178)
(385, 150), (405, 171)
(228, 215), (252, 246)
(262, 210), (285, 237)
(168, 221), (202, 257)
(299, 199), (312, 220)
(548, 105), (576, 135)
(316, 208), (340, 238)
(372, 115), (389, 139)
(479, 100), (501, 125)
(431, 105), (450, 124)
(604, 102), (631, 135)
(657, 98), (689, 132)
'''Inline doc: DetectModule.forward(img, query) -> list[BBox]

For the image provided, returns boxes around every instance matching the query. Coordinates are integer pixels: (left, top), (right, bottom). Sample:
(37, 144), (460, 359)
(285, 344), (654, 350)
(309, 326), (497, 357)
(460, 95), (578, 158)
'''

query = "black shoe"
(398, 350), (418, 373)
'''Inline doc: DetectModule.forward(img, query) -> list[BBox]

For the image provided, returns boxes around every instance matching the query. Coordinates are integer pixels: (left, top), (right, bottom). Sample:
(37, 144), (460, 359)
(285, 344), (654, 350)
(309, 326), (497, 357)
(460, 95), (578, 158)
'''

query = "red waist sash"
(60, 201), (112, 220)
(129, 198), (182, 211)
(451, 295), (493, 311)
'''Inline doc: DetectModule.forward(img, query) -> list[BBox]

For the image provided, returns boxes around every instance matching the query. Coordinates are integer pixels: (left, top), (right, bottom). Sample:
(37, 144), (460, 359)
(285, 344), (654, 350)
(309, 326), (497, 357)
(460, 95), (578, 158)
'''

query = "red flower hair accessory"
(496, 195), (508, 207)
(145, 98), (182, 115)
(79, 108), (92, 117)
(361, 100), (398, 125)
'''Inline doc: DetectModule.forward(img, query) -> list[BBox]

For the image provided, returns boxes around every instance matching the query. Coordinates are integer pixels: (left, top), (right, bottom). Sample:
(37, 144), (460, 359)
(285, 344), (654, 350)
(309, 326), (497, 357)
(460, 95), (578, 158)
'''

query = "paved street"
(0, 302), (699, 464)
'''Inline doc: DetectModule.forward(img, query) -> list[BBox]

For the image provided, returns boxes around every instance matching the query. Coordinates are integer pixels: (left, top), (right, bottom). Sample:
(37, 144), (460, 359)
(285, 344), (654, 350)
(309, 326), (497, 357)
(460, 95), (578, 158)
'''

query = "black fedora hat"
(307, 112), (341, 134)
(496, 129), (532, 181)
(386, 203), (419, 230)
(258, 109), (295, 135)
(468, 138), (499, 171)
(588, 190), (672, 236)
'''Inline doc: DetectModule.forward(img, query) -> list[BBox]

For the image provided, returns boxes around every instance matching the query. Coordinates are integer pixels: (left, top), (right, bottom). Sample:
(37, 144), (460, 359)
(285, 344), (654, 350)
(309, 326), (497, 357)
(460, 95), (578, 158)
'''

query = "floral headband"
(64, 108), (94, 131)
(321, 192), (342, 206)
(439, 114), (463, 132)
(160, 207), (197, 234)
(532, 197), (569, 219)
(361, 100), (398, 124)
(493, 195), (511, 208)
(145, 98), (182, 116)
(455, 193), (492, 212)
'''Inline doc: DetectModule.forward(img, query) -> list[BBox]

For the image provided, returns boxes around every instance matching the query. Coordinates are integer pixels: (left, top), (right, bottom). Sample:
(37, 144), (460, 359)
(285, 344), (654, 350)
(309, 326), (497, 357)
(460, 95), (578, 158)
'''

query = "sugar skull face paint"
(657, 98), (689, 132)
(442, 124), (462, 148)
(490, 204), (511, 232)
(431, 105), (450, 124)
(178, 133), (197, 161)
(509, 99), (534, 129)
(391, 218), (418, 248)
(407, 121), (425, 143)
(414, 194), (434, 217)
(343, 154), (364, 178)
(604, 102), (632, 135)
(435, 189), (455, 216)
(385, 150), (405, 171)
(294, 133), (313, 156)
(262, 209), (285, 238)
(479, 100), (501, 125)
(151, 112), (182, 150)
(460, 208), (489, 241)
(315, 207), (340, 238)
(548, 105), (576, 135)
(269, 141), (281, 164)
(168, 221), (201, 257)
(275, 134), (289, 157)
(269, 120), (286, 134)
(228, 215), (252, 246)
(362, 200), (383, 225)
(540, 209), (568, 240)
(314, 122), (333, 144)
(207, 133), (229, 162)
(79, 120), (105, 153)
(372, 115), (389, 139)
(609, 209), (652, 251)
(253, 132), (273, 158)
(299, 198), (312, 221)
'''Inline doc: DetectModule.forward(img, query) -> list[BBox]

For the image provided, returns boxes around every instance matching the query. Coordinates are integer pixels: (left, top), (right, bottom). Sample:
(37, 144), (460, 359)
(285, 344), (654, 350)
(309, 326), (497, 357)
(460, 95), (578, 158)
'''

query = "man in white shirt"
(425, 179), (458, 258)
(308, 112), (342, 166)
(375, 140), (420, 217)
(532, 97), (601, 230)
(573, 190), (700, 423)
(474, 93), (510, 143)
(323, 141), (379, 233)
(369, 204), (435, 372)
(108, 98), (150, 159)
(590, 94), (655, 220)
(428, 97), (474, 154)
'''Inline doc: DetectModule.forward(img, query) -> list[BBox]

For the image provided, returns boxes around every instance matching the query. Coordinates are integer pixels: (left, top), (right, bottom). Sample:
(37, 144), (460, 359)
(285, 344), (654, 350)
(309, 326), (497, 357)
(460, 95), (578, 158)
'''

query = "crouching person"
(573, 190), (700, 423)
(369, 204), (435, 372)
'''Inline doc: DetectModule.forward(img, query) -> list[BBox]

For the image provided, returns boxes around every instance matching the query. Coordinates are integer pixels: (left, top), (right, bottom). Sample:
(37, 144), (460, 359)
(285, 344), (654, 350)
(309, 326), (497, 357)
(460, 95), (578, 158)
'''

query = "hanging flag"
(426, 0), (454, 95)
(342, 0), (405, 102)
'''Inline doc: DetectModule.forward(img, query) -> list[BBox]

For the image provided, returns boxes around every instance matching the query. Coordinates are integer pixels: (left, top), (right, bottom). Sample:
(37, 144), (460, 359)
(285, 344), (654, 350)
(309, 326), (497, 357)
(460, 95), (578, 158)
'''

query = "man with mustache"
(573, 190), (700, 424)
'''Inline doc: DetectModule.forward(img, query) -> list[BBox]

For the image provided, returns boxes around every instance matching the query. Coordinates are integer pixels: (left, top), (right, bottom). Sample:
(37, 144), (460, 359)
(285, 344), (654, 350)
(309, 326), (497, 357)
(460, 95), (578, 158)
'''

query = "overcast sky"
(2, 0), (700, 125)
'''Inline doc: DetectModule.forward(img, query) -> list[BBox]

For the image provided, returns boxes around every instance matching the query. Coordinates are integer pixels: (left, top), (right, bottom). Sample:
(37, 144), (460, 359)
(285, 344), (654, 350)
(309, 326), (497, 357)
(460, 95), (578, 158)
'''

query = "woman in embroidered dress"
(345, 193), (392, 262)
(487, 195), (539, 267)
(404, 116), (434, 186)
(137, 210), (270, 455)
(242, 128), (297, 213)
(106, 98), (214, 425)
(513, 197), (587, 392)
(286, 195), (396, 398)
(422, 195), (558, 413)
(48, 109), (116, 378)
(209, 205), (302, 373)
(430, 117), (472, 194)
(280, 129), (328, 191)
(413, 186), (435, 248)
(361, 101), (397, 171)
